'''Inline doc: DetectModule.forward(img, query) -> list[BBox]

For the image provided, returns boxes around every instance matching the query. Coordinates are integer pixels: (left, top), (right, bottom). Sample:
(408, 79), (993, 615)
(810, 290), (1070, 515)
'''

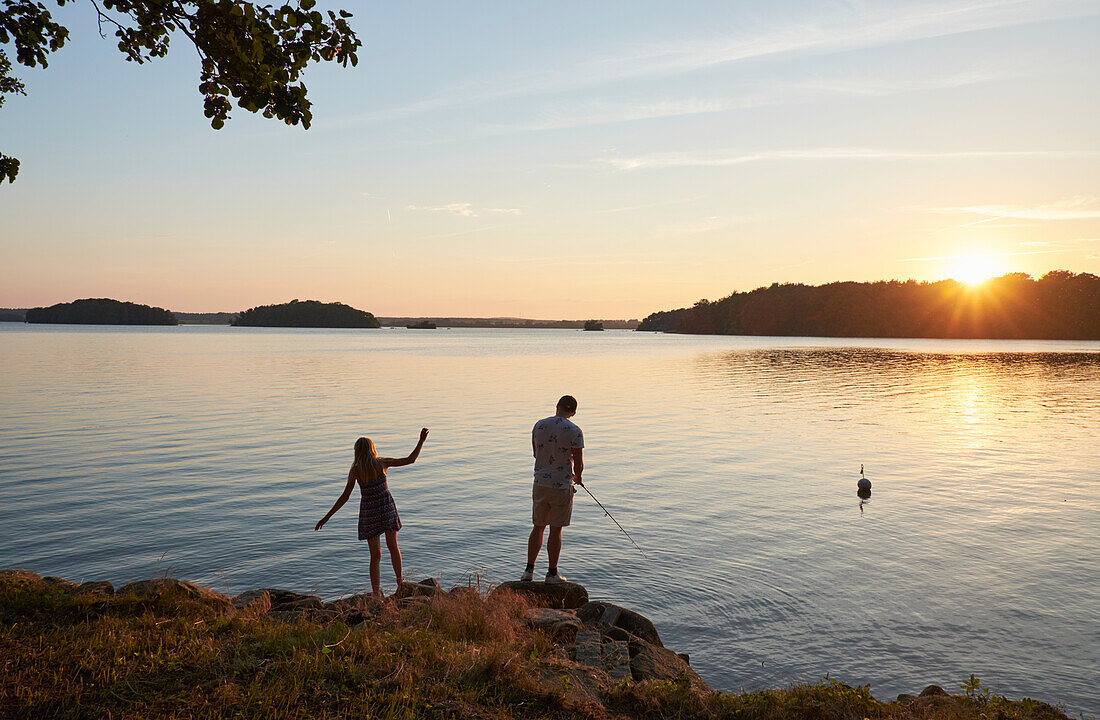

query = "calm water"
(1, 324), (1097, 714)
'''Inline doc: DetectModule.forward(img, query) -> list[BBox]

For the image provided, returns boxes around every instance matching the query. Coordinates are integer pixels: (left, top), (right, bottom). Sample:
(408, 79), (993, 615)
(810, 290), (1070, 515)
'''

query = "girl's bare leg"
(367, 536), (383, 598)
(385, 531), (403, 585)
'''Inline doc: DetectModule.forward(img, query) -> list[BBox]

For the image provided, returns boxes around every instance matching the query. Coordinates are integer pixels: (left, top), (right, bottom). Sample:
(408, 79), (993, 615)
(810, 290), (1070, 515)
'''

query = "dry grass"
(0, 575), (1081, 720)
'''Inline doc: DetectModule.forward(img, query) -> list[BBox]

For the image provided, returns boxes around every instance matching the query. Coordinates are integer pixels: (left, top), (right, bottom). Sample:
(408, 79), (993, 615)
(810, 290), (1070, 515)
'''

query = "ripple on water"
(1, 327), (1098, 714)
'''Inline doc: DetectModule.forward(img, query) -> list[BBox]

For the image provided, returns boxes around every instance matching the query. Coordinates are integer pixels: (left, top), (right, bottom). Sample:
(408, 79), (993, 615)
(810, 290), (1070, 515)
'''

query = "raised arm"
(382, 427), (429, 468)
(315, 469), (357, 531)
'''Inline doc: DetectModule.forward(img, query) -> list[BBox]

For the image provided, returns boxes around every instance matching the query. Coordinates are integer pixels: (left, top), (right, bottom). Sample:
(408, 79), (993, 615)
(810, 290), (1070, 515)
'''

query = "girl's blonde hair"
(352, 437), (385, 481)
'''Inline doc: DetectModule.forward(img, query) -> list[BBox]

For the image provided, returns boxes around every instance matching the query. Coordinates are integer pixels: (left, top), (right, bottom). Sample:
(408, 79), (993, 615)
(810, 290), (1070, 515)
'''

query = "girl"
(315, 428), (429, 597)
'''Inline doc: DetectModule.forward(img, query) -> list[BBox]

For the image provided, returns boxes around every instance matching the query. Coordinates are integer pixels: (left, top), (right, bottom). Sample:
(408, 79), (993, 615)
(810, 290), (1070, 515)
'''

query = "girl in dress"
(315, 428), (428, 597)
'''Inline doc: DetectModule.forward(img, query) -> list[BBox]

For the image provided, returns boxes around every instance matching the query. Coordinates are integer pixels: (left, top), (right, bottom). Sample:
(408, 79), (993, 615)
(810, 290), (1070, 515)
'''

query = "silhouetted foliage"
(232, 299), (379, 328)
(25, 298), (177, 325)
(405, 320), (436, 329)
(1, 0), (360, 182)
(583, 320), (604, 331)
(637, 272), (1100, 340)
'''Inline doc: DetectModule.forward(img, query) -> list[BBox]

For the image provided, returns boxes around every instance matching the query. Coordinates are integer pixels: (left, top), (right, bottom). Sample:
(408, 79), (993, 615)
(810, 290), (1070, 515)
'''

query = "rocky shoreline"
(0, 569), (1075, 719)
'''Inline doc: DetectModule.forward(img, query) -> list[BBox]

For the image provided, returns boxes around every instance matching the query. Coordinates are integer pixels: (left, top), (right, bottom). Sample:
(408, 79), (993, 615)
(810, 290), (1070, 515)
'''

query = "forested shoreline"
(638, 272), (1100, 340)
(24, 299), (177, 326)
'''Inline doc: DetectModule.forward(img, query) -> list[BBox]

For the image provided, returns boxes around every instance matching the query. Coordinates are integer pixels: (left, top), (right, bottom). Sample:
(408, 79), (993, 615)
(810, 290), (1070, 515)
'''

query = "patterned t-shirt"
(532, 415), (584, 489)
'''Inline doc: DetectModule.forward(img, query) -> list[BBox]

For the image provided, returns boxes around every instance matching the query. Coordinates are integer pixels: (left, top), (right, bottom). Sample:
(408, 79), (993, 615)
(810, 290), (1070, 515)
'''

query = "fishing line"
(576, 481), (648, 560)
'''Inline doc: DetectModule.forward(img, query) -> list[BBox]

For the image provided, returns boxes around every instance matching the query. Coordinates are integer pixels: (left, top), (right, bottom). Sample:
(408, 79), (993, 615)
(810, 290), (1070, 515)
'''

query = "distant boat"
(406, 320), (437, 329)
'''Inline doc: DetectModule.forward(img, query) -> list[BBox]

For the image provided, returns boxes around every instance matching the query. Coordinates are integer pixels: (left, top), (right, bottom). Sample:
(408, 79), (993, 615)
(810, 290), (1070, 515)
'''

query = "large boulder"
(231, 589), (323, 611)
(628, 637), (709, 691)
(0, 569), (43, 586)
(494, 580), (588, 609)
(118, 578), (232, 613)
(577, 601), (662, 646)
(76, 580), (115, 596)
(43, 576), (78, 589)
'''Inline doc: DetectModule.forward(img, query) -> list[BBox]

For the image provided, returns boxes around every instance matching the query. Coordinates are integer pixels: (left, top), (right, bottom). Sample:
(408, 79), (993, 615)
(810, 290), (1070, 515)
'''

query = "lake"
(1, 324), (1097, 714)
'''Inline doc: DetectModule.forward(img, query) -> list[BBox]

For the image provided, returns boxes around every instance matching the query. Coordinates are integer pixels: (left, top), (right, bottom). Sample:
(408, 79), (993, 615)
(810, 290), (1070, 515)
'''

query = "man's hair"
(556, 395), (578, 413)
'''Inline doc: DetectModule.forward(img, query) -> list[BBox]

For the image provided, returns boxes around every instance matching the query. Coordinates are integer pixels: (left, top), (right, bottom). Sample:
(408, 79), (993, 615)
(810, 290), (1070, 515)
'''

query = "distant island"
(638, 271), (1100, 340)
(25, 298), (177, 326)
(232, 300), (380, 328)
(584, 320), (604, 331)
(406, 320), (437, 329)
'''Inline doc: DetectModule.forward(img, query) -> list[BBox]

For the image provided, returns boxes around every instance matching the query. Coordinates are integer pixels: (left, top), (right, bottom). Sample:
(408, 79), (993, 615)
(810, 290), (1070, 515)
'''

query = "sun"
(950, 255), (1000, 285)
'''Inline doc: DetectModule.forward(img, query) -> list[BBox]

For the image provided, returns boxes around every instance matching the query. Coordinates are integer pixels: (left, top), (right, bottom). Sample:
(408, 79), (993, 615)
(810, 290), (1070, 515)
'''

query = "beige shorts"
(532, 485), (574, 527)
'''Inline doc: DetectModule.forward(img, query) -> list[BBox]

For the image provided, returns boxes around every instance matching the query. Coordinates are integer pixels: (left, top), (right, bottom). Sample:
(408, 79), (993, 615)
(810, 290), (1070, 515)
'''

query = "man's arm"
(571, 448), (583, 484)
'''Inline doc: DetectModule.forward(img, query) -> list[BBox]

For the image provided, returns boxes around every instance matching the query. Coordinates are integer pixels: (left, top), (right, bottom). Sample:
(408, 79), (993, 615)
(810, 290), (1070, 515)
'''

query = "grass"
(0, 573), (1081, 720)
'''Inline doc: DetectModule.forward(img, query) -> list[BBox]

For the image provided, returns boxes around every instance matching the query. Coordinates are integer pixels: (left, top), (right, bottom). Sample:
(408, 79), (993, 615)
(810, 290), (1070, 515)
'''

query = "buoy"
(857, 464), (872, 491)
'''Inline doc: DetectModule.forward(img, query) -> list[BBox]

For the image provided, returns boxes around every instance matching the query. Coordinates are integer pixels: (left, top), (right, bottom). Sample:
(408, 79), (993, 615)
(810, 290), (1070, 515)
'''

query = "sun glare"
(950, 255), (1000, 285)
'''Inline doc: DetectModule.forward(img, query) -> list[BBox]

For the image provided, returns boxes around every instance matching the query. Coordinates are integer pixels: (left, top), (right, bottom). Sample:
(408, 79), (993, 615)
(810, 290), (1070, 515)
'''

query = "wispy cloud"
(1020, 237), (1100, 249)
(362, 0), (1092, 122)
(406, 202), (477, 217)
(934, 196), (1100, 220)
(599, 148), (1095, 171)
(405, 203), (522, 218)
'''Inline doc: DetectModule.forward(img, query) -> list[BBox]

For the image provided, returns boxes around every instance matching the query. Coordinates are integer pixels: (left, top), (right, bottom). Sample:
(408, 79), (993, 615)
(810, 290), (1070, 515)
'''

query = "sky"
(1, 0), (1098, 318)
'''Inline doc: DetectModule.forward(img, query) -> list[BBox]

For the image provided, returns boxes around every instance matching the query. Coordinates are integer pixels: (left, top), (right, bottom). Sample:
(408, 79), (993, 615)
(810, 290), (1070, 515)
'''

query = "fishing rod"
(575, 480), (648, 560)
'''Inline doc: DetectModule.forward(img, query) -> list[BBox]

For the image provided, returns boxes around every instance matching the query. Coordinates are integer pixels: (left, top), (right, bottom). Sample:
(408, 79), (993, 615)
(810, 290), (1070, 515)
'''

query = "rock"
(550, 619), (582, 643)
(677, 652), (690, 666)
(603, 640), (632, 681)
(602, 625), (632, 643)
(578, 601), (662, 646)
(628, 637), (709, 691)
(43, 576), (78, 589)
(494, 580), (588, 609)
(448, 586), (480, 599)
(920, 684), (949, 697)
(897, 693), (917, 704)
(75, 581), (115, 596)
(524, 607), (578, 629)
(117, 578), (232, 613)
(575, 629), (602, 667)
(231, 589), (322, 611)
(0, 569), (43, 585)
(394, 578), (444, 600)
(324, 593), (375, 613)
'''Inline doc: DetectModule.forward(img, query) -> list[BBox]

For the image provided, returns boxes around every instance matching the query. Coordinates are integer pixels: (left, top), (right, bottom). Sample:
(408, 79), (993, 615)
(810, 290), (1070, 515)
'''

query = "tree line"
(232, 299), (379, 328)
(637, 271), (1100, 340)
(25, 298), (177, 325)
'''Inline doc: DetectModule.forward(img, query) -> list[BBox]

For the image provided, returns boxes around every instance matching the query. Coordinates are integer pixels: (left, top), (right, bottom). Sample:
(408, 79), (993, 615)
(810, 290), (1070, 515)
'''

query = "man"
(522, 395), (584, 583)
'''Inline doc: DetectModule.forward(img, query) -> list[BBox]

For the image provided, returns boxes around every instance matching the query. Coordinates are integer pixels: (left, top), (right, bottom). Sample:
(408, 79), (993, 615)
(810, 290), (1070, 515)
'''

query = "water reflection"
(857, 486), (871, 514)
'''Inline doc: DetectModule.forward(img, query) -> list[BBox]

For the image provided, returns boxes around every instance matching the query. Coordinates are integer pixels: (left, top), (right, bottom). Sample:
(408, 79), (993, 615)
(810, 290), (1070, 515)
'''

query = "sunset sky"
(2, 0), (1098, 318)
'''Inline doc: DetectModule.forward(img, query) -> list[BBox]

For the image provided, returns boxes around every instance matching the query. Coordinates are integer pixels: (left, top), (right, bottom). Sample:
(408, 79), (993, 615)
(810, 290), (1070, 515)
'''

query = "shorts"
(532, 485), (574, 527)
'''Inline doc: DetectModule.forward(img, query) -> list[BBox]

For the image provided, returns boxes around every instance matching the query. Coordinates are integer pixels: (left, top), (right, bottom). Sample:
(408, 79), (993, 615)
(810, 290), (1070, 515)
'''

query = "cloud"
(488, 208), (522, 215)
(406, 203), (477, 217)
(600, 148), (1094, 171)
(935, 196), (1100, 220)
(360, 0), (1093, 122)
(1087, 252), (1100, 260)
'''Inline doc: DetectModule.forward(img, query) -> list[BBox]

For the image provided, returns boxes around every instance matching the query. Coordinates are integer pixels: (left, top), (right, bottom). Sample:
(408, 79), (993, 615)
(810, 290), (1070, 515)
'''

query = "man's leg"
(547, 526), (563, 571)
(527, 525), (547, 566)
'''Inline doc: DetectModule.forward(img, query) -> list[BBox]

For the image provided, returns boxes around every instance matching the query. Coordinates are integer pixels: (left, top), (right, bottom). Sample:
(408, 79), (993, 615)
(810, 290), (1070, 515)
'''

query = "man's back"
(532, 415), (584, 490)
